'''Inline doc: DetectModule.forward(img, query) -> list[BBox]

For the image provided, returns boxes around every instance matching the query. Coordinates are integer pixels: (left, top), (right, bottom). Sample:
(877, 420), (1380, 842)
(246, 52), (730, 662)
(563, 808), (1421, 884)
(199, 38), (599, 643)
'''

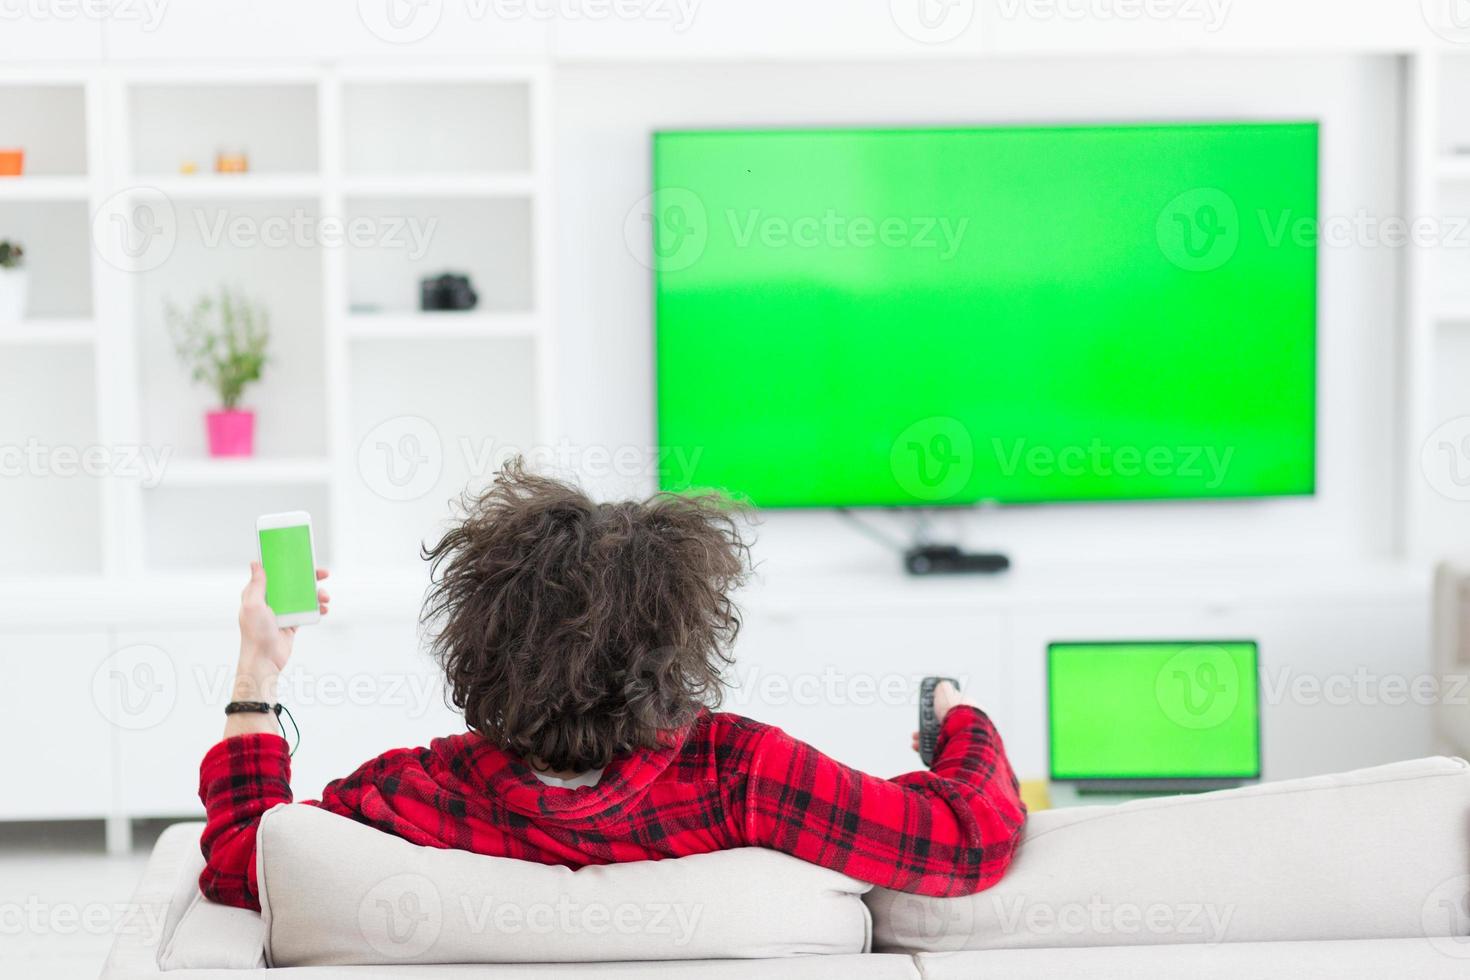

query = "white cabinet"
(0, 632), (113, 820)
(1243, 596), (1433, 780)
(734, 605), (1008, 778)
(111, 627), (237, 816)
(0, 561), (1435, 827)
(108, 621), (465, 816)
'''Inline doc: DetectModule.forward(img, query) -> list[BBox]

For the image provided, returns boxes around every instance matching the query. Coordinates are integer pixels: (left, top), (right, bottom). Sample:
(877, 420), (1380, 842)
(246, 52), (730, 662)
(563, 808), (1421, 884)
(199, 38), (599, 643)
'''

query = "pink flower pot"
(206, 409), (255, 457)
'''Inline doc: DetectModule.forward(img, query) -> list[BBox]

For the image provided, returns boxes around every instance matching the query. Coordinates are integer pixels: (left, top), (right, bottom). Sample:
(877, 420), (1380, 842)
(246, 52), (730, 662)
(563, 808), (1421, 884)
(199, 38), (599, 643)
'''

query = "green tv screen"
(652, 123), (1318, 507)
(1048, 641), (1261, 781)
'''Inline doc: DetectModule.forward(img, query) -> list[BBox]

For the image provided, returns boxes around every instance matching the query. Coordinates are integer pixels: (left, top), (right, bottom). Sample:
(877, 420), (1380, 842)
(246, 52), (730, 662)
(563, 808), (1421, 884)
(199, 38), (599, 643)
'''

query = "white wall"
(554, 54), (1403, 571)
(9, 0), (1423, 65)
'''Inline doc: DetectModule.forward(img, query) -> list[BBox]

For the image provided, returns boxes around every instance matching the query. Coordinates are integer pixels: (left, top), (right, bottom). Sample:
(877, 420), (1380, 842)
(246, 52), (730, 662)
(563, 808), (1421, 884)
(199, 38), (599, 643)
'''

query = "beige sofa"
(103, 757), (1470, 979)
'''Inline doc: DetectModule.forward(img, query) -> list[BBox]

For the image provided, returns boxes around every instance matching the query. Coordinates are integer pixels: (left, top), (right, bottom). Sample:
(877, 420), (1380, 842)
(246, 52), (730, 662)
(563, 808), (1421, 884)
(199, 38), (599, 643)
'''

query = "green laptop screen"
(1048, 641), (1260, 781)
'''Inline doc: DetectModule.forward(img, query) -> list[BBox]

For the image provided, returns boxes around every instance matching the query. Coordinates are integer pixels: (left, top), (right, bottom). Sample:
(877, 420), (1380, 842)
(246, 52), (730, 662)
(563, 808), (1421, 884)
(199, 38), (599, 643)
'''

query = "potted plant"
(167, 286), (269, 457)
(0, 240), (26, 324)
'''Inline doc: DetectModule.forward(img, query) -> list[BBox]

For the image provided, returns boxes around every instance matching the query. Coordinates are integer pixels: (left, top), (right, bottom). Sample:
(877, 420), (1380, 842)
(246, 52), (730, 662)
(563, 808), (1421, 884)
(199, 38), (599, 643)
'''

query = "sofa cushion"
(157, 889), (267, 971)
(144, 820), (266, 971)
(256, 804), (873, 967)
(99, 822), (268, 980)
(867, 757), (1470, 952)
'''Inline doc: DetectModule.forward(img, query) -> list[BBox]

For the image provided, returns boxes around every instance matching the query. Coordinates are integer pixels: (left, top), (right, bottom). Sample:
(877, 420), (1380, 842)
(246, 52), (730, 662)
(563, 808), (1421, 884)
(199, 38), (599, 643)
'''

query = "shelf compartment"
(1440, 55), (1470, 159)
(0, 83), (89, 176)
(345, 336), (538, 568)
(0, 345), (102, 575)
(1431, 183), (1470, 321)
(142, 483), (331, 571)
(1440, 156), (1470, 182)
(344, 195), (533, 316)
(0, 200), (93, 318)
(133, 197), (328, 460)
(128, 82), (320, 179)
(341, 81), (531, 177)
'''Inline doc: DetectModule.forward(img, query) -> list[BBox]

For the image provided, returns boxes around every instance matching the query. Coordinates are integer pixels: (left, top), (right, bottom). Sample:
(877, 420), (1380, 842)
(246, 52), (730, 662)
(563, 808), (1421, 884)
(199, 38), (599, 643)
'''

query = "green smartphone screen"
(258, 525), (317, 615)
(1048, 641), (1260, 780)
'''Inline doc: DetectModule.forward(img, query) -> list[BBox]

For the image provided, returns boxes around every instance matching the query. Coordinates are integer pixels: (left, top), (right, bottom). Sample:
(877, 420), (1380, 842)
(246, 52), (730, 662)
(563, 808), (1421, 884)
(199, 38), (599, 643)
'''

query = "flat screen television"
(652, 122), (1318, 507)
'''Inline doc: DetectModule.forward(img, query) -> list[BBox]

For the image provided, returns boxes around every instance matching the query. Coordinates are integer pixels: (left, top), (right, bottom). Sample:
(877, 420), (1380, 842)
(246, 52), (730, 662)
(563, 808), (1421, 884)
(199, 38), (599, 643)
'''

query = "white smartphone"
(255, 511), (320, 628)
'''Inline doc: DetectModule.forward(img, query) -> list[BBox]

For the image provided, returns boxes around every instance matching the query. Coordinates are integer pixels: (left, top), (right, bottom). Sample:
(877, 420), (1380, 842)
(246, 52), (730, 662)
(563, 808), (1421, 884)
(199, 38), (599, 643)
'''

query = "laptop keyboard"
(1073, 778), (1245, 795)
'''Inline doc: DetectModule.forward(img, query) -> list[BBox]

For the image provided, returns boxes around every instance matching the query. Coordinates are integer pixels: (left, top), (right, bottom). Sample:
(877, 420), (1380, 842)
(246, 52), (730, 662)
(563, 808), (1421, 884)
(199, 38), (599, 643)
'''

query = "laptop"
(1048, 640), (1261, 795)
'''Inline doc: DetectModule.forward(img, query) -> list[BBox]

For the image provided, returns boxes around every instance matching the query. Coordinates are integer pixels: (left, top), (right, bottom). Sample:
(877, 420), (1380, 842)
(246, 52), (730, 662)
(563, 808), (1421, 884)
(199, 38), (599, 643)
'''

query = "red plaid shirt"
(199, 705), (1026, 911)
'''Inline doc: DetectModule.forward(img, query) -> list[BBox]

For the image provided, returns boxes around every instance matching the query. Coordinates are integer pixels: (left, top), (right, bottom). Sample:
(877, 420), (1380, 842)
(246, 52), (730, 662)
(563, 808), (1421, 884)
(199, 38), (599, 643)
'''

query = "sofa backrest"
(256, 804), (874, 967)
(867, 756), (1470, 953)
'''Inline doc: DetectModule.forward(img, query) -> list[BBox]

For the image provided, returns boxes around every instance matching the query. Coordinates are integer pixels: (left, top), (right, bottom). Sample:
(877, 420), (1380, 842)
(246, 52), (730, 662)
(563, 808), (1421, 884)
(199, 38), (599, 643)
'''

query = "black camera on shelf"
(420, 273), (479, 312)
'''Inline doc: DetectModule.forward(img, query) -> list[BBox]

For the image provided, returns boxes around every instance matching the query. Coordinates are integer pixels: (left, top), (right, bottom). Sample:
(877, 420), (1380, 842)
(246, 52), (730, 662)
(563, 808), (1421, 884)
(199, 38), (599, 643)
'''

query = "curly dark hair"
(421, 460), (750, 773)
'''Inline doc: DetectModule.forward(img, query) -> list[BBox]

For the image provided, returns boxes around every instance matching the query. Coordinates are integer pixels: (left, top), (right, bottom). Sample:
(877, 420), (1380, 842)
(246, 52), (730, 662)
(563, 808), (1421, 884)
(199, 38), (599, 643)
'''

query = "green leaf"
(165, 285), (271, 408)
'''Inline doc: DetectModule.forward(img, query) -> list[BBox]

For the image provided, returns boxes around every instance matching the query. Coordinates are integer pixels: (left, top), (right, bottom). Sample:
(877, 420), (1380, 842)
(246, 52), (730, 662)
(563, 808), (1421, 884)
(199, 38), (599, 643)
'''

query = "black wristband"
(225, 701), (280, 716)
(224, 701), (301, 757)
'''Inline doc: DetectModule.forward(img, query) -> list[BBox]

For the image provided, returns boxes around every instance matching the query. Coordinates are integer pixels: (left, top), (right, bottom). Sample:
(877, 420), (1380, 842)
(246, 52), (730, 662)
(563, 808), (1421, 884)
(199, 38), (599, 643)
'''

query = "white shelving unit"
(0, 176), (95, 200)
(0, 317), (96, 345)
(1405, 50), (1470, 560)
(0, 63), (554, 846)
(141, 174), (325, 199)
(0, 71), (105, 584)
(74, 64), (554, 578)
(154, 457), (334, 488)
(340, 175), (536, 197)
(345, 311), (540, 340)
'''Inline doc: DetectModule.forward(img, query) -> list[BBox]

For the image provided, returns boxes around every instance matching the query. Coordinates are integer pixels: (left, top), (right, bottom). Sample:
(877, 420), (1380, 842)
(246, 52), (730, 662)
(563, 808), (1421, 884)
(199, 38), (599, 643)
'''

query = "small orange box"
(0, 149), (24, 177)
(215, 150), (249, 174)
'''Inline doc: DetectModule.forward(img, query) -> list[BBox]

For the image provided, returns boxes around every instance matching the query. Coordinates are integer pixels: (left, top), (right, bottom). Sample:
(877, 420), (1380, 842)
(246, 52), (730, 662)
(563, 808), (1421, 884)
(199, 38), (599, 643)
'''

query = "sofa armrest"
(100, 822), (266, 979)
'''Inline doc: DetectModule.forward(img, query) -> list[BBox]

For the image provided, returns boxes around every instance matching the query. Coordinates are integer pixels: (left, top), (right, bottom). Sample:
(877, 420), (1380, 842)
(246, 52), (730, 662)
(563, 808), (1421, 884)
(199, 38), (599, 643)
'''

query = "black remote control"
(918, 676), (960, 766)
